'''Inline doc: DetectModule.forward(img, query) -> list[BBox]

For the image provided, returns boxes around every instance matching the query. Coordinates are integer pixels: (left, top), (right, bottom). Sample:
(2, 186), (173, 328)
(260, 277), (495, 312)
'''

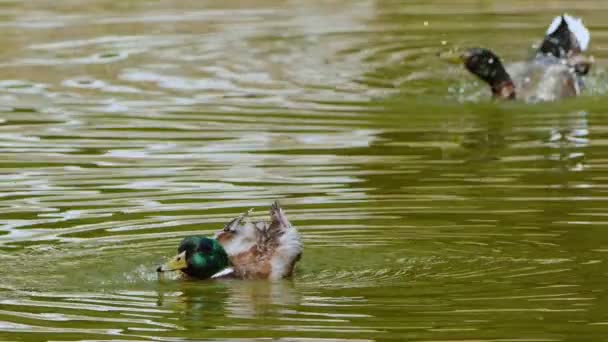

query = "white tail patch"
(546, 14), (590, 51)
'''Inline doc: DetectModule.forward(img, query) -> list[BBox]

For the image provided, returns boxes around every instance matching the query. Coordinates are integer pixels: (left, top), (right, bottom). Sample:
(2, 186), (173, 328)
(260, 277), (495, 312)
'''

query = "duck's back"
(222, 202), (302, 280)
(507, 57), (579, 102)
(230, 220), (302, 280)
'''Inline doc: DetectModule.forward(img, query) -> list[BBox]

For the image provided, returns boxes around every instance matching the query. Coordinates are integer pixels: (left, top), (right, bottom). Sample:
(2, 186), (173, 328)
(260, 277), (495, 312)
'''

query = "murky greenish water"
(1, 0), (608, 341)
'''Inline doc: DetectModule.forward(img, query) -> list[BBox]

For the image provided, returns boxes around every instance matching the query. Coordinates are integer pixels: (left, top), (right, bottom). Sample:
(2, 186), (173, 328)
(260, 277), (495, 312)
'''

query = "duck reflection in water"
(155, 280), (299, 323)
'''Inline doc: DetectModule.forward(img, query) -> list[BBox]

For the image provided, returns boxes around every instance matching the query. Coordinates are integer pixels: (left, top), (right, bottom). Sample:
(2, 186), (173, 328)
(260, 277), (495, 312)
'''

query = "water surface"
(1, 0), (608, 341)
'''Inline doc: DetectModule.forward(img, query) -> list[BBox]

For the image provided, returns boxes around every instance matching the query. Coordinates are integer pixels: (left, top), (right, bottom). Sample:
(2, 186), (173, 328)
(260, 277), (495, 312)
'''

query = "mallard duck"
(157, 201), (302, 280)
(459, 14), (593, 101)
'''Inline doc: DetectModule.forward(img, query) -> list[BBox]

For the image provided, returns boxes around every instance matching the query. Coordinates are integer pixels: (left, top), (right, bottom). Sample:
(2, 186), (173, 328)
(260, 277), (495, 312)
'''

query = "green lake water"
(1, 0), (608, 341)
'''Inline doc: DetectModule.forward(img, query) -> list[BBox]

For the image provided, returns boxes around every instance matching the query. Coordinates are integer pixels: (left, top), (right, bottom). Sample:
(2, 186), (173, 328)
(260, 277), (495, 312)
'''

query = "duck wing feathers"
(507, 58), (579, 102)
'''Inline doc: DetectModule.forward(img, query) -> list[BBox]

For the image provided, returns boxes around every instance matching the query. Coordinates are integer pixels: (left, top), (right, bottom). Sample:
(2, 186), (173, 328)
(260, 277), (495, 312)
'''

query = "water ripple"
(0, 1), (607, 341)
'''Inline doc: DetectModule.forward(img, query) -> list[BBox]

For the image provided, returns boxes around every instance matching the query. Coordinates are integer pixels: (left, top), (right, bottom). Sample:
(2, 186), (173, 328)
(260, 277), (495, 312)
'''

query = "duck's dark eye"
(177, 257), (181, 261)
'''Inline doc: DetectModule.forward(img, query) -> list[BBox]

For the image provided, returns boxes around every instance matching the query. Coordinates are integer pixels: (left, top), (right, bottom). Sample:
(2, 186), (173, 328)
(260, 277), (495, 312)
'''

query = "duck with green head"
(156, 236), (232, 279)
(157, 201), (302, 280)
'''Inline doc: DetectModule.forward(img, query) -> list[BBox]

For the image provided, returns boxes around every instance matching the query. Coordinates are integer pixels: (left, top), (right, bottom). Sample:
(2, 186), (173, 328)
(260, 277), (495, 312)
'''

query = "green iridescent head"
(157, 236), (230, 279)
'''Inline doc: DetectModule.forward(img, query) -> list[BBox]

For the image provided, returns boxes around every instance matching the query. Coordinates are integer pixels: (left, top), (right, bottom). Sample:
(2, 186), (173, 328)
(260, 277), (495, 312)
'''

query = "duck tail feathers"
(270, 201), (292, 230)
(546, 13), (590, 51)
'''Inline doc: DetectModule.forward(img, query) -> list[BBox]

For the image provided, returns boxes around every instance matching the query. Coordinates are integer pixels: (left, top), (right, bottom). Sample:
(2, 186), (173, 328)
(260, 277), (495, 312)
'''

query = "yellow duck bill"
(156, 250), (187, 273)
